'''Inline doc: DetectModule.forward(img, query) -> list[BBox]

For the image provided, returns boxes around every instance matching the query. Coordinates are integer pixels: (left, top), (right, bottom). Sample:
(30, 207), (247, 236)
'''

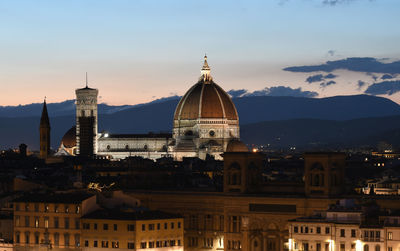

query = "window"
(156, 241), (162, 247)
(352, 244), (356, 249)
(352, 229), (356, 238)
(326, 227), (330, 234)
(364, 245), (369, 251)
(44, 204), (49, 212)
(114, 224), (117, 231)
(171, 222), (175, 229)
(376, 231), (381, 240)
(54, 217), (59, 228)
(317, 243), (321, 251)
(164, 222), (168, 229)
(142, 224), (145, 231)
(64, 233), (70, 247)
(15, 232), (20, 243)
(305, 227), (309, 233)
(157, 223), (160, 230)
(127, 224), (135, 231)
(35, 232), (39, 244)
(170, 240), (176, 246)
(376, 245), (381, 251)
(103, 224), (108, 230)
(54, 233), (59, 246)
(341, 244), (345, 251)
(326, 243), (330, 251)
(204, 238), (213, 248)
(341, 229), (345, 237)
(94, 241), (98, 247)
(65, 218), (70, 229)
(102, 241), (109, 248)
(75, 206), (80, 214)
(178, 239), (182, 246)
(15, 216), (20, 227)
(25, 232), (30, 244)
(317, 226), (321, 234)
(149, 224), (154, 230)
(112, 241), (119, 248)
(189, 237), (198, 247)
(44, 217), (49, 229)
(75, 234), (80, 247)
(75, 219), (80, 229)
(65, 205), (69, 213)
(25, 203), (29, 211)
(54, 205), (59, 213)
(34, 203), (39, 212)
(25, 216), (30, 227)
(388, 232), (393, 240)
(94, 223), (97, 230)
(149, 242), (155, 248)
(127, 242), (135, 249)
(83, 223), (90, 229)
(141, 242), (147, 249)
(84, 240), (89, 247)
(388, 247), (393, 251)
(178, 222), (181, 228)
(35, 217), (39, 228)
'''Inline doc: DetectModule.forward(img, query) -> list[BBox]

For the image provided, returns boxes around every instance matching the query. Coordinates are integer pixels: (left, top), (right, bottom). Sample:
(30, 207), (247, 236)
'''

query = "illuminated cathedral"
(56, 56), (241, 160)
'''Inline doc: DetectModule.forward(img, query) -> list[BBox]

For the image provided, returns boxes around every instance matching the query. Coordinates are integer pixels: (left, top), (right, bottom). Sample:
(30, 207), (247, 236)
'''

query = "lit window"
(388, 232), (393, 240)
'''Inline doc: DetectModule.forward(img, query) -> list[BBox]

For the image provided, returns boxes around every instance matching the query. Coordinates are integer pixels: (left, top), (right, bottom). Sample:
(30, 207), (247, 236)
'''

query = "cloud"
(228, 86), (318, 98)
(327, 50), (336, 57)
(322, 0), (354, 6)
(306, 74), (324, 83)
(305, 73), (337, 83)
(284, 57), (400, 74)
(381, 74), (395, 80)
(320, 80), (337, 88)
(357, 80), (367, 89)
(227, 89), (247, 98)
(364, 81), (400, 95)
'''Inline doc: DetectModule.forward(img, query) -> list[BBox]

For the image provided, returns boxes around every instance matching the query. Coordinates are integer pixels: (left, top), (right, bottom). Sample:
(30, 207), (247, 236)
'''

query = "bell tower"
(39, 99), (50, 159)
(75, 74), (98, 157)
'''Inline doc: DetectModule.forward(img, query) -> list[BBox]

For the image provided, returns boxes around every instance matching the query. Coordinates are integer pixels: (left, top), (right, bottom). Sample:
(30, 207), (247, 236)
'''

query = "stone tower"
(304, 152), (346, 197)
(75, 75), (98, 157)
(39, 99), (50, 159)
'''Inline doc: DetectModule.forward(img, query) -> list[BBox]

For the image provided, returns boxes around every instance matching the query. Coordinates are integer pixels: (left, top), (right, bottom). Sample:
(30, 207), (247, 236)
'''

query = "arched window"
(375, 245), (380, 251)
(364, 244), (369, 251)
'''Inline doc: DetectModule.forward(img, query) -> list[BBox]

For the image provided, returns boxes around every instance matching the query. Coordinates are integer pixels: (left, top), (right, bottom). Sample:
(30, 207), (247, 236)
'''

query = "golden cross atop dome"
(201, 54), (212, 82)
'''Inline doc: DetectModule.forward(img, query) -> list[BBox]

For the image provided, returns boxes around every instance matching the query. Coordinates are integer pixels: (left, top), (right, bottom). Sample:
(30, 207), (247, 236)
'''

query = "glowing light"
(104, 133), (109, 137)
(252, 148), (258, 153)
(288, 239), (293, 251)
(356, 240), (363, 251)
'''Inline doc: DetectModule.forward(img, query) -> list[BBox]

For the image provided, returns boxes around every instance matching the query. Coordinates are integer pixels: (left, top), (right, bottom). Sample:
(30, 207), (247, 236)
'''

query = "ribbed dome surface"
(174, 80), (238, 120)
(61, 126), (76, 148)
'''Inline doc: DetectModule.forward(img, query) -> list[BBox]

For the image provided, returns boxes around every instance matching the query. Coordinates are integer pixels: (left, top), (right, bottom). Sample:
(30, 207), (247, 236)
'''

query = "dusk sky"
(1, 0), (400, 106)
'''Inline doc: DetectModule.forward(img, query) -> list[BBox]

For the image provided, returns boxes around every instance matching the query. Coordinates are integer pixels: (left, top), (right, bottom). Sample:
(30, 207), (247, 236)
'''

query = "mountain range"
(1, 94), (400, 150)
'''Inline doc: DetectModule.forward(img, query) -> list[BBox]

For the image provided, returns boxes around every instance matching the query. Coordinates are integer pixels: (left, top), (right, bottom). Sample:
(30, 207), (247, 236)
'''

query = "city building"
(81, 209), (184, 251)
(39, 99), (51, 159)
(57, 56), (240, 161)
(288, 200), (400, 251)
(13, 192), (98, 251)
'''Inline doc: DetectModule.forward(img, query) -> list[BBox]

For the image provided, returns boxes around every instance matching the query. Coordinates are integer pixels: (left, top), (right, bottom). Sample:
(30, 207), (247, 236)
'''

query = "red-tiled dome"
(174, 56), (238, 121)
(61, 126), (76, 148)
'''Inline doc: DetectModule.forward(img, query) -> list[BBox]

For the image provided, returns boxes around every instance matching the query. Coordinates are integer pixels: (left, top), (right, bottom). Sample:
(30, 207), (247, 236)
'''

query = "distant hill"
(1, 94), (400, 150)
(240, 116), (400, 149)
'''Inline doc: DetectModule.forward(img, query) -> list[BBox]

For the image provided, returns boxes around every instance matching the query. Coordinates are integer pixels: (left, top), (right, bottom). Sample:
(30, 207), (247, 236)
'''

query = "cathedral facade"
(58, 56), (240, 160)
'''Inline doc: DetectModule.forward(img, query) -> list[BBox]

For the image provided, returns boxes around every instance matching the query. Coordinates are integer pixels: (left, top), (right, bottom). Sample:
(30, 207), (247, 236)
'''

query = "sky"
(1, 0), (400, 106)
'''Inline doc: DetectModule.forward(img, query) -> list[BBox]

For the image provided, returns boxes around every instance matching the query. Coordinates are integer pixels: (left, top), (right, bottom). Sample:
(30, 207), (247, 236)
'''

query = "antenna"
(85, 72), (88, 88)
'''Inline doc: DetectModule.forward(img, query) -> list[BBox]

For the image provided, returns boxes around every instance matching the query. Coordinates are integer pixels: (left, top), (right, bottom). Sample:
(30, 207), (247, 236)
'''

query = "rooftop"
(82, 208), (182, 221)
(13, 192), (94, 204)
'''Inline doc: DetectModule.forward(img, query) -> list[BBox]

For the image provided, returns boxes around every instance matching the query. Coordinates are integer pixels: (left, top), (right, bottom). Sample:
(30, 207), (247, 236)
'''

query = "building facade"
(58, 56), (240, 161)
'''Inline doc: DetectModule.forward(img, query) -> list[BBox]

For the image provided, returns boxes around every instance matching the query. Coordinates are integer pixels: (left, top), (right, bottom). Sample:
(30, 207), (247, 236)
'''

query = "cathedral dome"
(61, 126), (76, 148)
(174, 56), (238, 121)
(226, 139), (249, 152)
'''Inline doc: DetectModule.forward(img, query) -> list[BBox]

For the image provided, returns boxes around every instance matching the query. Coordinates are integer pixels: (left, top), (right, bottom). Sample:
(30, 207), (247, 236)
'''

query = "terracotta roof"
(174, 80), (238, 120)
(61, 126), (76, 148)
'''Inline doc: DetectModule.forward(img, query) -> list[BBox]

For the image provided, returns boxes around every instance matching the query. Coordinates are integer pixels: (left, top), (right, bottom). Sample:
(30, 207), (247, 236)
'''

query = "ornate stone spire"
(201, 54), (212, 82)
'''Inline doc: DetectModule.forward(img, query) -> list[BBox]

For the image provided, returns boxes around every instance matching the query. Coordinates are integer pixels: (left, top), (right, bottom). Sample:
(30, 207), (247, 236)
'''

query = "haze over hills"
(1, 94), (400, 150)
